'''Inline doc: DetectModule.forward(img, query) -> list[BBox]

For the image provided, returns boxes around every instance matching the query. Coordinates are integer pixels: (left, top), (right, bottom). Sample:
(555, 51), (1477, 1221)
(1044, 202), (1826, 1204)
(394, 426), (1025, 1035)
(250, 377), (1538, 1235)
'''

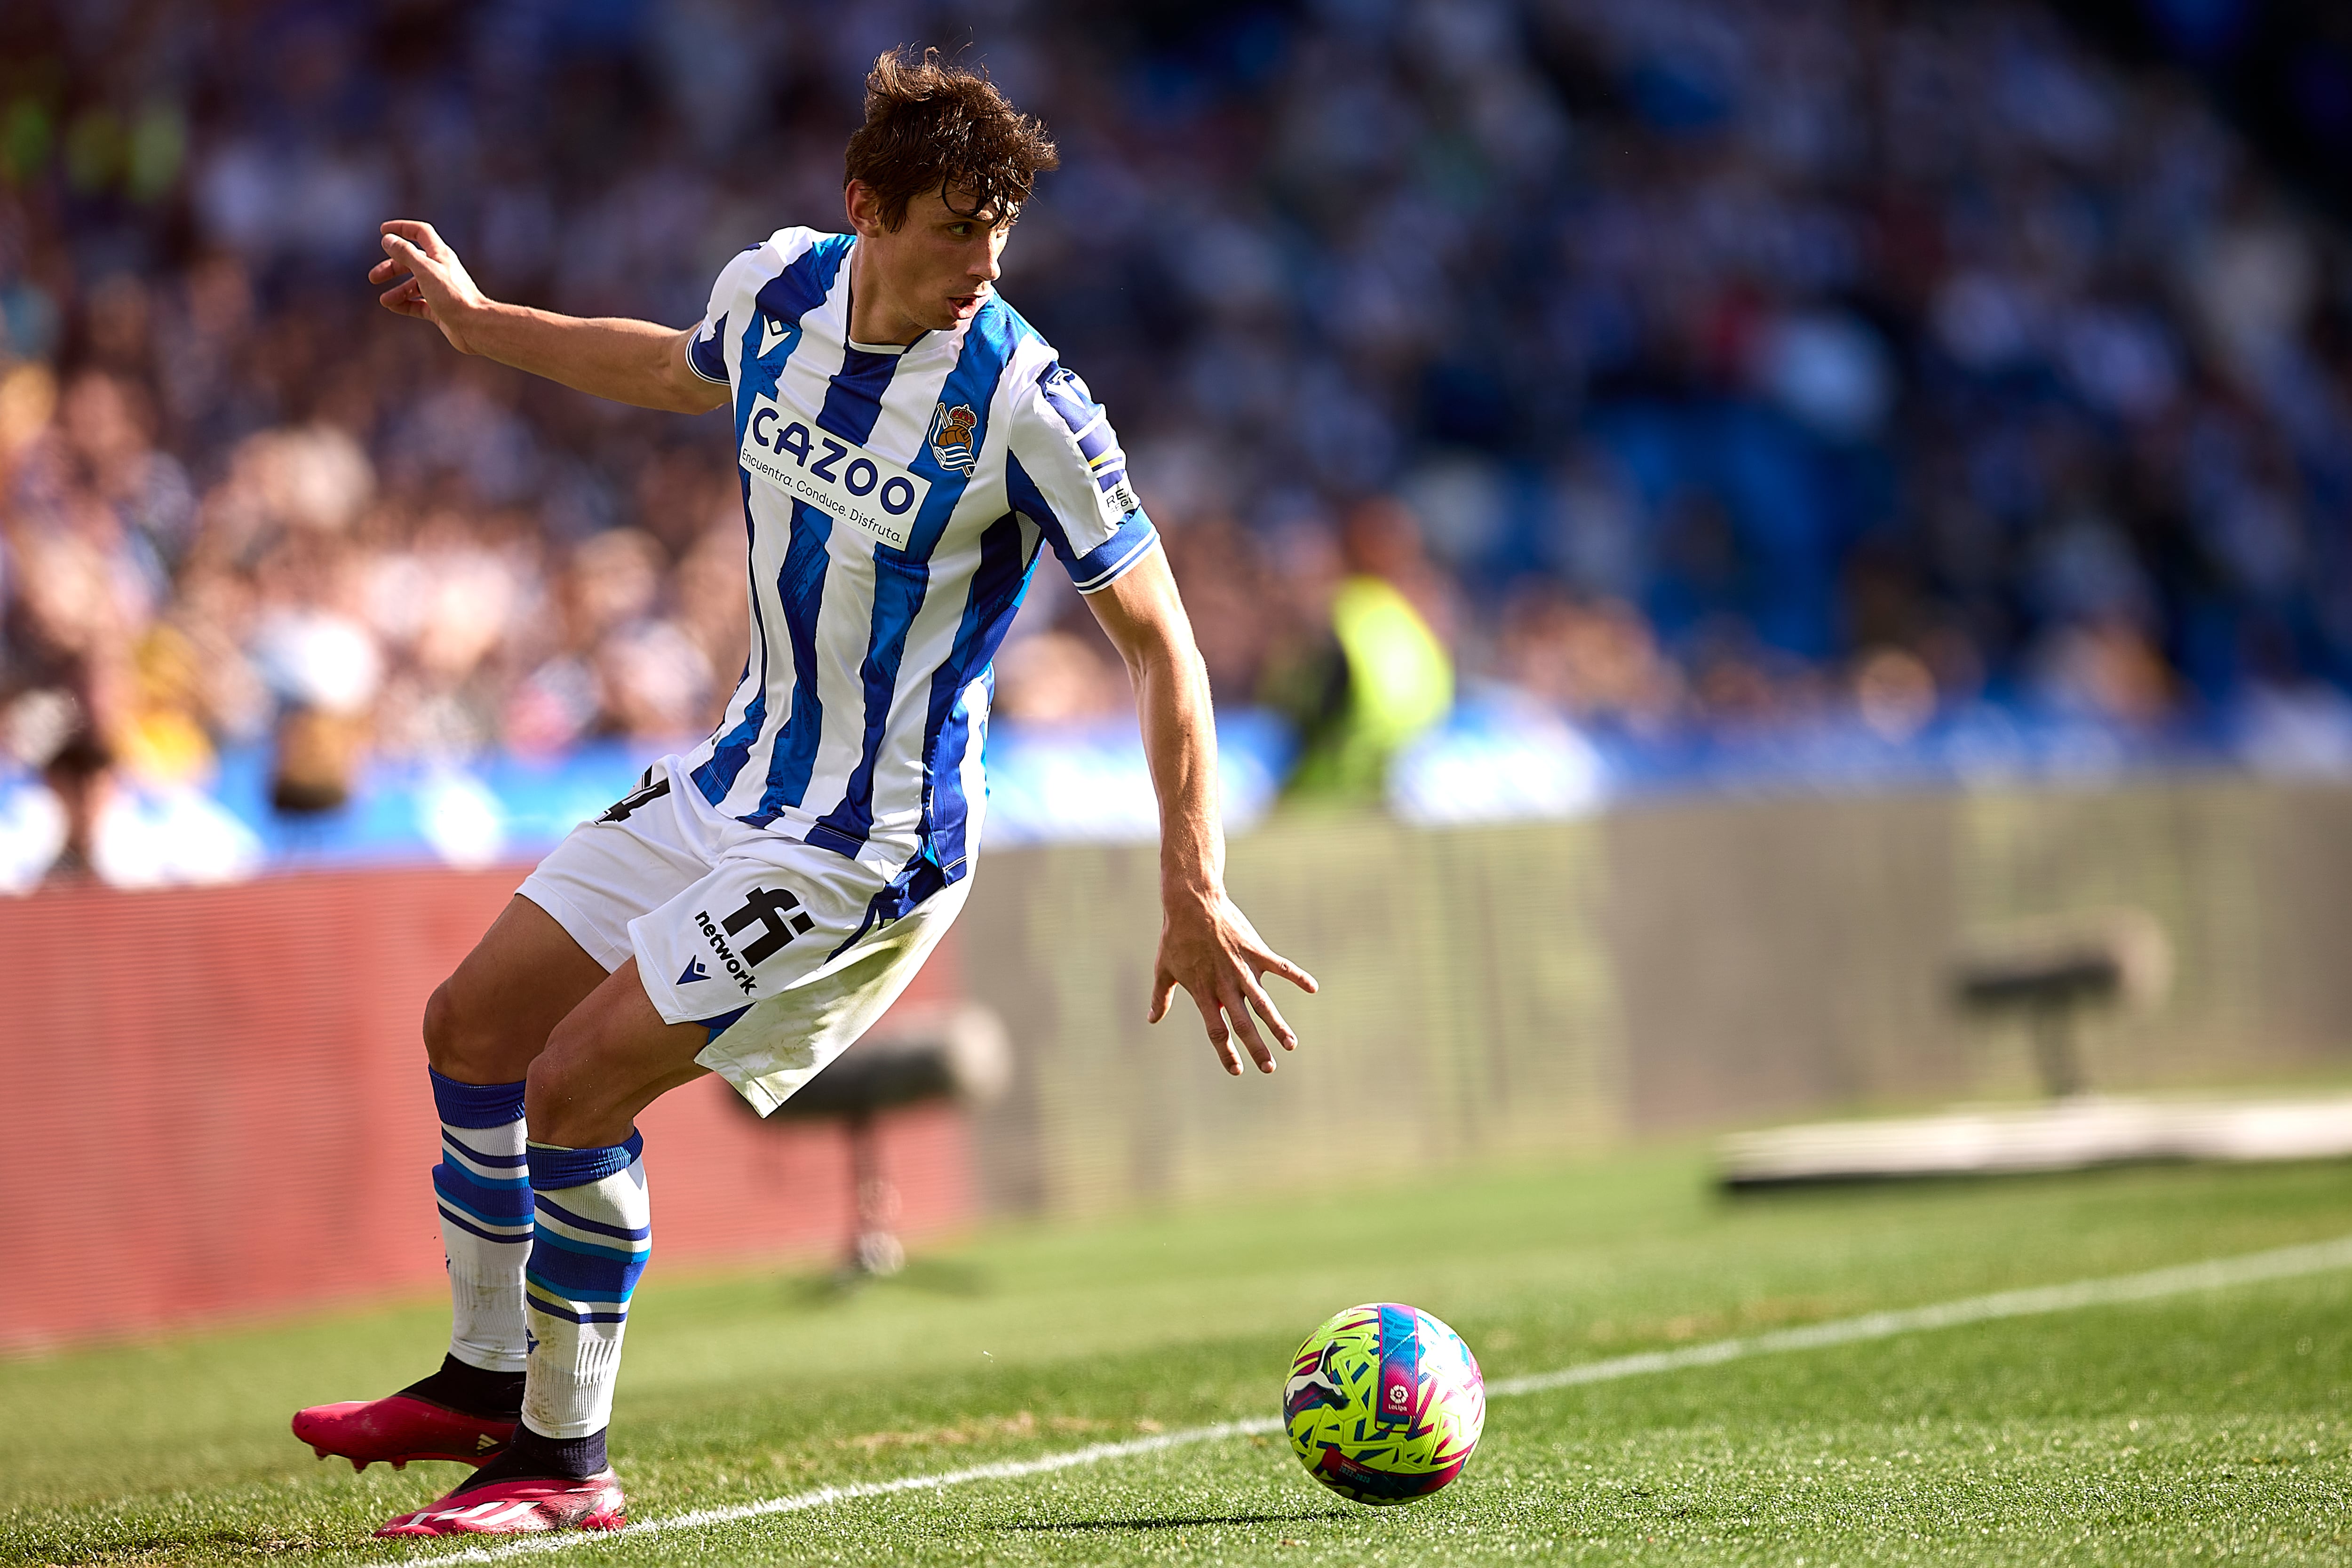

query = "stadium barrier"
(957, 780), (2352, 1214)
(1, 868), (967, 1353)
(14, 778), (2351, 1348)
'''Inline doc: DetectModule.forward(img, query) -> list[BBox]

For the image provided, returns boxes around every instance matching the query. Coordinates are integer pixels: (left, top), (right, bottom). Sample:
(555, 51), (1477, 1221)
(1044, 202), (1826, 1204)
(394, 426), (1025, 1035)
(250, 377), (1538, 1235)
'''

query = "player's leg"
(294, 898), (610, 1470)
(369, 833), (968, 1537)
(376, 960), (710, 1537)
(296, 764), (714, 1483)
(419, 899), (613, 1417)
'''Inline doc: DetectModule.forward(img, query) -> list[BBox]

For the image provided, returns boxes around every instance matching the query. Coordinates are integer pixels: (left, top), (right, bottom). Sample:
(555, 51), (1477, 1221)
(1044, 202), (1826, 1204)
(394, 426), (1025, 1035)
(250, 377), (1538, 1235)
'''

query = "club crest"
(928, 402), (979, 476)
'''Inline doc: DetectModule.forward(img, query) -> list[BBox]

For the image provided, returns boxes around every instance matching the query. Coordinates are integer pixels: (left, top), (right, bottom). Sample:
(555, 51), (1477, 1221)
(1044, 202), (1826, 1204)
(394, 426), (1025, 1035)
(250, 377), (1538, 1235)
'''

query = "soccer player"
(291, 49), (1316, 1539)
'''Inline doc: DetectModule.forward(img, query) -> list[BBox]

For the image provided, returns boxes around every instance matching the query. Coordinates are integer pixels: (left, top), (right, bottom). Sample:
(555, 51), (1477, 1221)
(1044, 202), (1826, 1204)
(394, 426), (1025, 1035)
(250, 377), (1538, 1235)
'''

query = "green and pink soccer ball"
(1281, 1302), (1485, 1504)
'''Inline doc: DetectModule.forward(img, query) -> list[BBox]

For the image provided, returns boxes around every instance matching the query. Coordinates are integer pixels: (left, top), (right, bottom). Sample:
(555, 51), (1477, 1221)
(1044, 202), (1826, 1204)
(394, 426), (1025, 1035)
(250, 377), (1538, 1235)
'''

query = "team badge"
(928, 402), (979, 476)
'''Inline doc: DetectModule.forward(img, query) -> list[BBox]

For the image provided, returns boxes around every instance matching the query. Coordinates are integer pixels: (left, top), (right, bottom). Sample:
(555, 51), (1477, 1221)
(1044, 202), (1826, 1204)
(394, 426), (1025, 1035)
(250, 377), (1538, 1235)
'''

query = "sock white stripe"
(523, 1151), (651, 1440)
(443, 1143), (532, 1186)
(439, 1109), (532, 1375)
(529, 1213), (652, 1254)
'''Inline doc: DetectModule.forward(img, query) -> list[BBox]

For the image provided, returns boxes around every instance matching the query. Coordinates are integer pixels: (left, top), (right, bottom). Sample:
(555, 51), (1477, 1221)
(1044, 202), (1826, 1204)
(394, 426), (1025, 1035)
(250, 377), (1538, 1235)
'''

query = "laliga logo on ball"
(1280, 1303), (1485, 1505)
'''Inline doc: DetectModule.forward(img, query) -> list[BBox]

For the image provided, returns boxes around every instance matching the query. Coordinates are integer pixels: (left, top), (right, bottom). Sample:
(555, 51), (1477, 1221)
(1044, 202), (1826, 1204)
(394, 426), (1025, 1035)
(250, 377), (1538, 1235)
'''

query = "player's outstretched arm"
(1087, 549), (1319, 1076)
(367, 220), (728, 415)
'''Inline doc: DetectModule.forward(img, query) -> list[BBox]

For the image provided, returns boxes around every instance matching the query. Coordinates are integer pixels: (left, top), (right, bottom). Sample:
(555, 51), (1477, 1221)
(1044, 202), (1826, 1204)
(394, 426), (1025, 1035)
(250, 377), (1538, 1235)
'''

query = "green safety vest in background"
(1282, 575), (1454, 802)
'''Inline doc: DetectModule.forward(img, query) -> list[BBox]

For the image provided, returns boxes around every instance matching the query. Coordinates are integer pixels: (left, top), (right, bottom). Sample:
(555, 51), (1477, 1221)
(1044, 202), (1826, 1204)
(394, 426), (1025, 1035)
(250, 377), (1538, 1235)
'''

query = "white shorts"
(517, 756), (969, 1116)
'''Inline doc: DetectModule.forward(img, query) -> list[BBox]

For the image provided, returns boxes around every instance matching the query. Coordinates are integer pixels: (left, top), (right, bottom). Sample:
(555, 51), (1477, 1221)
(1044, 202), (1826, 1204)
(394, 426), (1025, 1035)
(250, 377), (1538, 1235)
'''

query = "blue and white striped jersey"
(675, 226), (1159, 907)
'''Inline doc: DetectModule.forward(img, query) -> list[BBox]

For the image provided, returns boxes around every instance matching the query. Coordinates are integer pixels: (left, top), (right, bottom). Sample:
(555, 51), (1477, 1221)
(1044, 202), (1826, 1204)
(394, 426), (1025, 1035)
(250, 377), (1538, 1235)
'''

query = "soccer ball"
(1281, 1302), (1485, 1504)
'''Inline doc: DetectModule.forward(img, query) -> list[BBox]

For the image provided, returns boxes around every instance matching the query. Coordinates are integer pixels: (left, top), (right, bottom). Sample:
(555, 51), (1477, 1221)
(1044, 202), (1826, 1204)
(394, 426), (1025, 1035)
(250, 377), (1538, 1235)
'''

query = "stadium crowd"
(3, 0), (2352, 880)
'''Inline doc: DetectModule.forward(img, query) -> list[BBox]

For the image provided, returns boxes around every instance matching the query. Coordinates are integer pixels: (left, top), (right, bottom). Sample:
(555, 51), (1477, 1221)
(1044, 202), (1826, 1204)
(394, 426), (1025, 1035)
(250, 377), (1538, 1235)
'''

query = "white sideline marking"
(1488, 1232), (2352, 1398)
(373, 1233), (2352, 1565)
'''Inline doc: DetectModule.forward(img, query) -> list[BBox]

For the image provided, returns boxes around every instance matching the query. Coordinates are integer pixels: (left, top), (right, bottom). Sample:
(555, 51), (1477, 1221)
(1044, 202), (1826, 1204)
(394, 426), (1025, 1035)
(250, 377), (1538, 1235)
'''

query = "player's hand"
(1149, 886), (1317, 1076)
(369, 220), (491, 352)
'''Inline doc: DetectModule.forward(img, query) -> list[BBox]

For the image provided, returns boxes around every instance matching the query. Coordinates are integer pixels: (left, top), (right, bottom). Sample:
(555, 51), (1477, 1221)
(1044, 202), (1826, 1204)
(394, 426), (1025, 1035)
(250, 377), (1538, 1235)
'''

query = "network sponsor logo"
(693, 885), (817, 995)
(739, 394), (930, 551)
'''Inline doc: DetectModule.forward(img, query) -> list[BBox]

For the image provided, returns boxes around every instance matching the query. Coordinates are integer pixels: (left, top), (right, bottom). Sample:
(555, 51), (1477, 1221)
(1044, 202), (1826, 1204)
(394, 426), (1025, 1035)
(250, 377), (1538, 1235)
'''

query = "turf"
(5, 1149), (2352, 1565)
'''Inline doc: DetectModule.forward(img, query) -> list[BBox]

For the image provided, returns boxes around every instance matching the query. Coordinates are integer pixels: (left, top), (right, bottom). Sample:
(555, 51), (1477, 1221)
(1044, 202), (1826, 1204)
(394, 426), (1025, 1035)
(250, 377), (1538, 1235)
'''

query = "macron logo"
(758, 315), (788, 358)
(678, 956), (711, 985)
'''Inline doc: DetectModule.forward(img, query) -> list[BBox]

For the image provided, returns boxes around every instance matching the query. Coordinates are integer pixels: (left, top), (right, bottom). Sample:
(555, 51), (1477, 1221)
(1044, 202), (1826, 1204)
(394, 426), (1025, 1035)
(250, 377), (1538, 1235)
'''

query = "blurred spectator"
(0, 0), (2344, 867)
(1496, 584), (1680, 732)
(1265, 501), (1455, 801)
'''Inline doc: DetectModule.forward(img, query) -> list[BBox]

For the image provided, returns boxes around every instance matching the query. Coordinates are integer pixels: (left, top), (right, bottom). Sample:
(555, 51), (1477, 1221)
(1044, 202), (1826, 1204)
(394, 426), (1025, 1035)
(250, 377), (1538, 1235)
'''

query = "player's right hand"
(369, 221), (490, 353)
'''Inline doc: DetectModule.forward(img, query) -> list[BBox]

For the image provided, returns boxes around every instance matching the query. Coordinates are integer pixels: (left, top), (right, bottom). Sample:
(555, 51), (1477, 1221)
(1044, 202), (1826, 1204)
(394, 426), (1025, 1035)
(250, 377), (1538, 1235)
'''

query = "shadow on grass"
(1002, 1510), (1351, 1532)
(32, 1526), (333, 1560)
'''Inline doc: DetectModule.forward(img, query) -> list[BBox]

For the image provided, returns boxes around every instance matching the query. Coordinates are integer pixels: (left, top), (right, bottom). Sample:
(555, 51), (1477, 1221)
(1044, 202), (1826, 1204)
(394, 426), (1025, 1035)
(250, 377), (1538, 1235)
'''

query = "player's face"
(848, 181), (1012, 340)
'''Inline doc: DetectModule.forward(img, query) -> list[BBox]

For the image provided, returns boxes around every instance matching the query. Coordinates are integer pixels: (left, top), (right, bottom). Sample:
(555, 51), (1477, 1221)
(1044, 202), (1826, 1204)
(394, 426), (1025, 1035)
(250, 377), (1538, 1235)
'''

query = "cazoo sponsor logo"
(739, 395), (931, 551)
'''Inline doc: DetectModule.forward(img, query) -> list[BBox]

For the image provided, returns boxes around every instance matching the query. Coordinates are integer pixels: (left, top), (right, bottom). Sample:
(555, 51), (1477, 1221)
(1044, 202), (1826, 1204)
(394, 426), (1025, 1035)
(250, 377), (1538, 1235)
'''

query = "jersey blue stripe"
(810, 552), (928, 854)
(814, 345), (901, 443)
(694, 238), (847, 806)
(754, 235), (851, 331)
(691, 473), (771, 804)
(812, 305), (1021, 855)
(744, 500), (835, 824)
(1003, 450), (1073, 565)
(746, 337), (901, 829)
(924, 515), (1040, 879)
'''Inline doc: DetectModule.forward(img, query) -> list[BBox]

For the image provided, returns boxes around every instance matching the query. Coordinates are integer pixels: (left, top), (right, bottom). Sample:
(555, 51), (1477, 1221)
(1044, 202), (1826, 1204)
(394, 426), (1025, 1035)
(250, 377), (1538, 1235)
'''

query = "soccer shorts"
(516, 756), (969, 1116)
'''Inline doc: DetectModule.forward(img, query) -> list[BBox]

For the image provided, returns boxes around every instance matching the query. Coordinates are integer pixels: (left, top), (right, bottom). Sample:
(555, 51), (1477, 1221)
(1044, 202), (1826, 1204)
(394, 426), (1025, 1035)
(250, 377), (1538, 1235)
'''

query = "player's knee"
(422, 978), (528, 1083)
(524, 1018), (622, 1146)
(421, 980), (462, 1069)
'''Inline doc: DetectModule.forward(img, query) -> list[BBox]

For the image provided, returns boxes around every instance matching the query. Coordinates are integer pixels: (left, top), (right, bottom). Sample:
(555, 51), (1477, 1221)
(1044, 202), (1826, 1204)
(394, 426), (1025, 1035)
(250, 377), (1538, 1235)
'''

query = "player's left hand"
(1150, 887), (1317, 1076)
(368, 220), (492, 353)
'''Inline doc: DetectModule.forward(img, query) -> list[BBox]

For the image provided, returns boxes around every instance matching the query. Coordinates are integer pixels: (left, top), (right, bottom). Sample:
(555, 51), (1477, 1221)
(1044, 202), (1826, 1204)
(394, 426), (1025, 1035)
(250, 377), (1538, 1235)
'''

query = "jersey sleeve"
(1003, 360), (1160, 593)
(686, 230), (814, 388)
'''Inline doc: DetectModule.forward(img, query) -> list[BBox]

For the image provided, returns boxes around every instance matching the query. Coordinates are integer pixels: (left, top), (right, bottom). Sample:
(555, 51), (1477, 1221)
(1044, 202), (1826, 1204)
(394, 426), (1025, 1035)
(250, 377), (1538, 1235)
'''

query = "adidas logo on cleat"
(477, 1432), (501, 1451)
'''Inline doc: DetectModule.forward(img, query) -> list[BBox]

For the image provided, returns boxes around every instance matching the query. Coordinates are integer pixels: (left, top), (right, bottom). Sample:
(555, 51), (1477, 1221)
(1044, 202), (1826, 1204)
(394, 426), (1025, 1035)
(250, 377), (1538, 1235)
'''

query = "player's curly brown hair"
(844, 47), (1059, 230)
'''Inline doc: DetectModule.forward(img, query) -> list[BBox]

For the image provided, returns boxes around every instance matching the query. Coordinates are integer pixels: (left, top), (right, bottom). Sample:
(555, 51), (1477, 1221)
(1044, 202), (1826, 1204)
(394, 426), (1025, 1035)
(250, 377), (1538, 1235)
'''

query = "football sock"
(521, 1132), (651, 1441)
(397, 1352), (526, 1422)
(429, 1070), (532, 1376)
(453, 1423), (608, 1491)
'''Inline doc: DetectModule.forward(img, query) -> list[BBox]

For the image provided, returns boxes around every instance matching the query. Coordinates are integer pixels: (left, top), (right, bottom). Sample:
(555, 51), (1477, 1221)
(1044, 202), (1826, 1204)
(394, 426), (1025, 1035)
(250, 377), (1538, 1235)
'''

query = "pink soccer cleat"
(291, 1394), (516, 1471)
(372, 1472), (628, 1537)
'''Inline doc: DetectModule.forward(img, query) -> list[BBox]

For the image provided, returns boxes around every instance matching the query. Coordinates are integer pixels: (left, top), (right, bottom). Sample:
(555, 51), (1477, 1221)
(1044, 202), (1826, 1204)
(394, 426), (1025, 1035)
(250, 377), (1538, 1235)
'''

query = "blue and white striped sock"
(429, 1071), (532, 1375)
(521, 1133), (651, 1440)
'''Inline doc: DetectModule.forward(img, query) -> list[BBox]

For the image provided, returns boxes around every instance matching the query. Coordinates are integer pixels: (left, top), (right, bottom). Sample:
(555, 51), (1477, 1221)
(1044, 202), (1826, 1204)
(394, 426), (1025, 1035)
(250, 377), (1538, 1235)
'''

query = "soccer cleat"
(372, 1472), (627, 1537)
(291, 1394), (516, 1472)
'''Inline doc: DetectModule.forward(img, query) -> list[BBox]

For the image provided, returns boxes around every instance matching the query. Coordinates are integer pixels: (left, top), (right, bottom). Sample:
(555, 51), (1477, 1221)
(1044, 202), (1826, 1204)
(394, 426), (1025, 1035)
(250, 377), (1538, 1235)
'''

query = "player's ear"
(843, 180), (884, 239)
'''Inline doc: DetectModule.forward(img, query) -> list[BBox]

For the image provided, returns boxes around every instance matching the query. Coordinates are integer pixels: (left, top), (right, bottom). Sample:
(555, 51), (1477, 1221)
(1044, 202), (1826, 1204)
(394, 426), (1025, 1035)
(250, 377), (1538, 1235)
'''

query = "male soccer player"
(291, 49), (1315, 1539)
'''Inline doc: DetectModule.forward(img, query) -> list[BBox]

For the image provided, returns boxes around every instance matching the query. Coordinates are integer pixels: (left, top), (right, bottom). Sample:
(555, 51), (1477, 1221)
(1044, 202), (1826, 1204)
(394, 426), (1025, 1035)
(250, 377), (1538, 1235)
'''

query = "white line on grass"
(373, 1232), (2352, 1565)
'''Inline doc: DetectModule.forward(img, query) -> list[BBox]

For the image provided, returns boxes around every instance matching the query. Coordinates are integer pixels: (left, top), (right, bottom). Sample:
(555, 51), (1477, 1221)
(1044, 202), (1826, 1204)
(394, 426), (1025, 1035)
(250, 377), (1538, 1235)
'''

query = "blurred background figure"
(1, 0), (2351, 871)
(1265, 499), (1455, 802)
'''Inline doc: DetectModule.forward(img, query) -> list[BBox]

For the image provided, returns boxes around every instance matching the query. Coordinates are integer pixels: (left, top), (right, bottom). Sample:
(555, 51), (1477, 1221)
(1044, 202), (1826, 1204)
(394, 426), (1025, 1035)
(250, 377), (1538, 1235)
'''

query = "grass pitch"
(6, 1148), (2352, 1565)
